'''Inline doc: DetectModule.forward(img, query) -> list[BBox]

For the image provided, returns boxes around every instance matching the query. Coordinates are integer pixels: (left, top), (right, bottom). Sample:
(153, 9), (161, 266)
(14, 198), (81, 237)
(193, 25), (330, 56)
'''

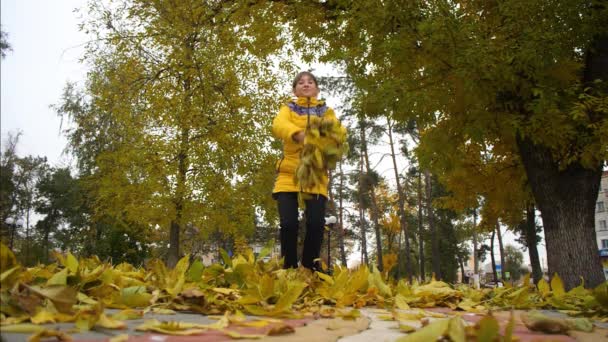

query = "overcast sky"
(1, 0), (87, 167)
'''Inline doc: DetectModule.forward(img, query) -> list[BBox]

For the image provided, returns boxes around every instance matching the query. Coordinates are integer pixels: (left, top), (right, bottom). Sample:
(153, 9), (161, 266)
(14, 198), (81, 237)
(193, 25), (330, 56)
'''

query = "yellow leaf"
(150, 308), (176, 315)
(395, 318), (450, 342)
(65, 253), (79, 274)
(394, 294), (410, 309)
(317, 271), (334, 285)
(0, 265), (21, 287)
(337, 309), (361, 320)
(274, 281), (306, 312)
(26, 285), (77, 314)
(112, 309), (143, 321)
(212, 288), (238, 296)
(0, 242), (18, 273)
(238, 320), (271, 328)
(30, 310), (73, 324)
(27, 329), (72, 342)
(447, 317), (465, 342)
(77, 292), (98, 305)
(47, 268), (68, 286)
(120, 286), (152, 307)
(97, 313), (127, 330)
(537, 278), (550, 297)
(550, 274), (566, 297)
(476, 315), (500, 342)
(109, 334), (129, 342)
(1, 323), (46, 333)
(398, 324), (416, 333)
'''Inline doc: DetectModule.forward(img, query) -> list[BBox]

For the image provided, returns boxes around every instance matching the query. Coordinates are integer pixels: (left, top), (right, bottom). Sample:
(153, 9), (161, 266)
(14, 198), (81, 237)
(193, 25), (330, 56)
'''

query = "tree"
(504, 244), (526, 281)
(0, 27), (11, 58)
(288, 0), (608, 289)
(35, 167), (83, 263)
(59, 0), (292, 266)
(515, 203), (543, 284)
(0, 132), (20, 244)
(14, 156), (49, 264)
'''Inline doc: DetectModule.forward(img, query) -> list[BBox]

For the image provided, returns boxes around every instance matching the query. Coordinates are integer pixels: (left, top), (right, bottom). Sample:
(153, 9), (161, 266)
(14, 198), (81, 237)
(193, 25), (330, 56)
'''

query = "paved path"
(2, 308), (607, 341)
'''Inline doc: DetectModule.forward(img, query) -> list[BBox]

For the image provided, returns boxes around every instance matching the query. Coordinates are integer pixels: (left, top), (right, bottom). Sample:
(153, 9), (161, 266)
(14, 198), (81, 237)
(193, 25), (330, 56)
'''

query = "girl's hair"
(292, 71), (319, 90)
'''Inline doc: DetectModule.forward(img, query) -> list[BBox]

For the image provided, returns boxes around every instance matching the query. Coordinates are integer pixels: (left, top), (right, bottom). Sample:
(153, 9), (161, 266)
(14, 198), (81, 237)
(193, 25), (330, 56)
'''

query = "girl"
(272, 71), (341, 270)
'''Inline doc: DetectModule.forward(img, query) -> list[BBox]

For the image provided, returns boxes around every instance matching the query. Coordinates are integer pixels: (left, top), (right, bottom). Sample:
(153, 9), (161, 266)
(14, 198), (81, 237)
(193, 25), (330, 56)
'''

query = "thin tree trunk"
(25, 211), (30, 265)
(358, 153), (369, 267)
(496, 221), (505, 280)
(338, 161), (347, 267)
(168, 37), (196, 268)
(459, 257), (466, 284)
(425, 170), (440, 279)
(417, 172), (425, 282)
(387, 118), (411, 281)
(490, 229), (498, 283)
(524, 203), (543, 284)
(473, 208), (479, 275)
(360, 122), (383, 271)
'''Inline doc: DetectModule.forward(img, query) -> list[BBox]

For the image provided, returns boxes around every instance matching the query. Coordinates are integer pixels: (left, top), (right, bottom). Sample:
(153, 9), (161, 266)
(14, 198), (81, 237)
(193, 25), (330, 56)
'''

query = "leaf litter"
(0, 242), (606, 341)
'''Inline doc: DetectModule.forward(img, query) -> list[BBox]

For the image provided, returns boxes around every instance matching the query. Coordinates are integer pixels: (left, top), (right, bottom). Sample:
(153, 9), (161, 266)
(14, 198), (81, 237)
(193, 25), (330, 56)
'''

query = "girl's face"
(293, 74), (319, 98)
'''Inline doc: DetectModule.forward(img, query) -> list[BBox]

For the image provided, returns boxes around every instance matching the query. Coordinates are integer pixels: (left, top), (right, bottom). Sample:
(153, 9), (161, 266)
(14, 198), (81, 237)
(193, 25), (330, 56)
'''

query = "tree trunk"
(338, 161), (348, 267)
(496, 221), (505, 280)
(387, 118), (412, 281)
(490, 229), (498, 283)
(473, 208), (479, 275)
(358, 153), (369, 267)
(516, 136), (604, 289)
(459, 257), (466, 284)
(425, 170), (440, 279)
(417, 172), (425, 282)
(524, 203), (543, 284)
(25, 211), (30, 266)
(360, 122), (383, 271)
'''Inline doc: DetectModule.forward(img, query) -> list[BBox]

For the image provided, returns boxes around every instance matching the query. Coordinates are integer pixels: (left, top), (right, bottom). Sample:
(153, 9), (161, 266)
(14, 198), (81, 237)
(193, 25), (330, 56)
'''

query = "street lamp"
(5, 217), (24, 249)
(325, 215), (337, 273)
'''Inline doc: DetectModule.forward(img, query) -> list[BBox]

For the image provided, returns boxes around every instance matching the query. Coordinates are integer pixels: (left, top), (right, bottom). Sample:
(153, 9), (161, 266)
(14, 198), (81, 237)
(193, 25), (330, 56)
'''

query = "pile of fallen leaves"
(1, 242), (607, 341)
(295, 115), (348, 190)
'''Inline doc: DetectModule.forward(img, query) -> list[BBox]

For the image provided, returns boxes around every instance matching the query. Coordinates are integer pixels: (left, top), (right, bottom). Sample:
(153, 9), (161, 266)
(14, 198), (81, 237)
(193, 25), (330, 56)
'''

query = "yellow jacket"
(272, 97), (337, 198)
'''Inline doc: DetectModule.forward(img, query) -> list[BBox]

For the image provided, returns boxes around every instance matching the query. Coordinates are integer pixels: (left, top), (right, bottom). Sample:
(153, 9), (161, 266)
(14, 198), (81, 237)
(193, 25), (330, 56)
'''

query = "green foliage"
(504, 245), (525, 281)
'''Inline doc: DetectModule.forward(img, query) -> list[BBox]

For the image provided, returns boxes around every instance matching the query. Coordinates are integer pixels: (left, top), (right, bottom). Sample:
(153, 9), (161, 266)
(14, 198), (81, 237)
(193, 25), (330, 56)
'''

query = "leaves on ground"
(0, 242), (606, 341)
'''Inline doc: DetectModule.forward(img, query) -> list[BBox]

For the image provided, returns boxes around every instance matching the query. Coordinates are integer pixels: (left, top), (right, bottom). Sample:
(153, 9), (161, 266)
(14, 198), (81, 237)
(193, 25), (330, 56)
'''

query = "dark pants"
(274, 192), (326, 270)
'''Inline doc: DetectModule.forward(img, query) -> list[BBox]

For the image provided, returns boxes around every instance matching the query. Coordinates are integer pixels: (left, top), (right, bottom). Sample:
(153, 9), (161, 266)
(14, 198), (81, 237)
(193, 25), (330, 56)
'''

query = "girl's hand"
(292, 131), (305, 143)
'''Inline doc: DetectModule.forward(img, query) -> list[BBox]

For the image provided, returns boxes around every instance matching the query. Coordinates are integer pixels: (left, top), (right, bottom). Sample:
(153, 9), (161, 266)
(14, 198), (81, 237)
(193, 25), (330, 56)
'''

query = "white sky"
(0, 0), (546, 273)
(1, 0), (87, 168)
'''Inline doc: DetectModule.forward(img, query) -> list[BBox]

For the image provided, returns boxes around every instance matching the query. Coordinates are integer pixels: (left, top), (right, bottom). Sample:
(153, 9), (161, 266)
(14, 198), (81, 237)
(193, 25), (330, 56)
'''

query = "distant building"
(596, 171), (608, 279)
